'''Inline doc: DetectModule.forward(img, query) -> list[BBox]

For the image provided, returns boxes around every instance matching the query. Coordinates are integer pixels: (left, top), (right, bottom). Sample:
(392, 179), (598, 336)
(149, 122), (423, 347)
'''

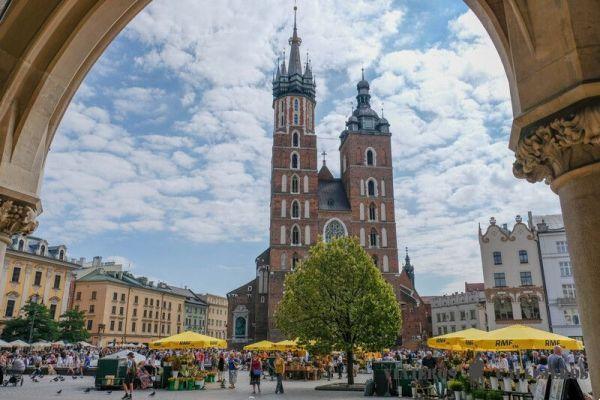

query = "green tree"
(275, 236), (401, 385)
(1, 301), (59, 342)
(59, 309), (90, 342)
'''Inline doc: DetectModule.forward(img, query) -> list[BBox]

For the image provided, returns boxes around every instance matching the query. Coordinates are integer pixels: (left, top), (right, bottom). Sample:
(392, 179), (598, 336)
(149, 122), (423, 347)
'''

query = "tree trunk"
(347, 350), (354, 385)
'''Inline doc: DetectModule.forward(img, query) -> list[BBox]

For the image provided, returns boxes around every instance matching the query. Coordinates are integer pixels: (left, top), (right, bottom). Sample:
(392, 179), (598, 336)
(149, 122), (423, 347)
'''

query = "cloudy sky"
(38, 0), (561, 296)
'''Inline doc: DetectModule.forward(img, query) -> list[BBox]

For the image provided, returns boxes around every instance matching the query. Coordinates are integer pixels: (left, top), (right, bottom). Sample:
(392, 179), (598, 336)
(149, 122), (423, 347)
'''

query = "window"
(519, 250), (528, 263)
(291, 226), (300, 245)
(556, 241), (568, 254)
(143, 309), (147, 318)
(559, 261), (572, 277)
(53, 275), (61, 289)
(460, 311), (466, 320)
(520, 271), (533, 286)
(493, 251), (502, 265)
(5, 299), (15, 317)
(118, 321), (122, 331)
(119, 307), (124, 316)
(131, 322), (136, 332)
(494, 297), (513, 320)
(291, 153), (299, 169)
(520, 296), (540, 320)
(291, 200), (300, 219)
(134, 295), (139, 304)
(133, 308), (137, 317)
(113, 292), (118, 301)
(293, 114), (298, 125)
(111, 306), (116, 314)
(294, 98), (299, 111)
(89, 305), (95, 313)
(292, 132), (299, 147)
(121, 293), (125, 302)
(494, 272), (506, 287)
(438, 327), (442, 335)
(110, 320), (115, 331)
(562, 284), (576, 298)
(59, 250), (64, 260)
(34, 271), (42, 286)
(76, 292), (81, 301)
(368, 203), (377, 221)
(49, 304), (57, 319)
(369, 228), (378, 247)
(366, 149), (375, 166)
(91, 291), (97, 300)
(18, 240), (24, 251)
(470, 309), (476, 320)
(292, 253), (300, 270)
(367, 180), (376, 196)
(87, 320), (93, 330)
(40, 245), (45, 255)
(372, 255), (378, 267)
(363, 118), (374, 129)
(11, 267), (20, 283)
(564, 309), (580, 325)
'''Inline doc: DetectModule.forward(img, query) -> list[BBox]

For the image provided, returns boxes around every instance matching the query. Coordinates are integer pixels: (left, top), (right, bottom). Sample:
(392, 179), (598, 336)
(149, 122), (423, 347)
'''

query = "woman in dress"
(250, 355), (262, 394)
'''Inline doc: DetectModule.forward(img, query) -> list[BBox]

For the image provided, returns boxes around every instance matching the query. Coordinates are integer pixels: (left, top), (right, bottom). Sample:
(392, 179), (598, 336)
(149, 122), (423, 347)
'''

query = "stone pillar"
(60, 272), (73, 314)
(513, 102), (600, 396)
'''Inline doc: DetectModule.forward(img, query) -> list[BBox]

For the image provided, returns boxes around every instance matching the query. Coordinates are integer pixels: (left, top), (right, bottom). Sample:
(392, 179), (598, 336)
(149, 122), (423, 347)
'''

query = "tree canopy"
(59, 309), (90, 342)
(275, 236), (401, 384)
(1, 301), (59, 342)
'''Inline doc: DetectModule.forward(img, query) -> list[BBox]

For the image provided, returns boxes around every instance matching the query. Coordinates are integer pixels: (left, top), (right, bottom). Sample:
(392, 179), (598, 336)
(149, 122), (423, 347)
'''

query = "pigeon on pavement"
(56, 389), (62, 394)
(149, 390), (156, 396)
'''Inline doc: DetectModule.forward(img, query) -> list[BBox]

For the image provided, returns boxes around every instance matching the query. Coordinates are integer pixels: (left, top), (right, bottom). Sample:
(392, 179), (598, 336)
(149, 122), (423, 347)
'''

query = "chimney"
(92, 256), (102, 267)
(79, 257), (86, 265)
(502, 223), (508, 230)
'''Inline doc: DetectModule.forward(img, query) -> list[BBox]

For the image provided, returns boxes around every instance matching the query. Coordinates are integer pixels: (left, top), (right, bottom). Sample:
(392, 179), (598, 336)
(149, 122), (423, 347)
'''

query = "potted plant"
(487, 369), (499, 390)
(501, 371), (512, 392)
(487, 389), (503, 400)
(518, 373), (528, 393)
(462, 378), (472, 400)
(194, 370), (207, 390)
(472, 388), (486, 400)
(172, 357), (181, 378)
(448, 379), (464, 400)
(527, 379), (537, 394)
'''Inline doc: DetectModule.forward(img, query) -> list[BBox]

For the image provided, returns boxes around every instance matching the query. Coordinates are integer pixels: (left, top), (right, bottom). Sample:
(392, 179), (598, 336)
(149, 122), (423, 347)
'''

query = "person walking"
(548, 345), (567, 376)
(228, 353), (239, 389)
(217, 353), (226, 383)
(274, 353), (285, 394)
(122, 352), (136, 399)
(250, 355), (262, 394)
(336, 354), (344, 379)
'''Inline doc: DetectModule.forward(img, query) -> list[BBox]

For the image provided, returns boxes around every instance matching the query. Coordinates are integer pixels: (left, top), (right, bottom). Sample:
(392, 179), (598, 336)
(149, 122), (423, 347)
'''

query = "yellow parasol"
(149, 331), (227, 349)
(462, 324), (584, 351)
(427, 328), (487, 350)
(243, 340), (275, 351)
(272, 339), (300, 351)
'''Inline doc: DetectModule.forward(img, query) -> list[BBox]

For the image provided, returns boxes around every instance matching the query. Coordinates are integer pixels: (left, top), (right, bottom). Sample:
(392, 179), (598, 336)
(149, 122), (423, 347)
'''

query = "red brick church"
(227, 8), (431, 349)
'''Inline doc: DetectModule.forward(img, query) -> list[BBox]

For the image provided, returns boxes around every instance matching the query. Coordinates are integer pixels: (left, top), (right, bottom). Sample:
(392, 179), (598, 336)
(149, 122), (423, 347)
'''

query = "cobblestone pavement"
(0, 373), (382, 400)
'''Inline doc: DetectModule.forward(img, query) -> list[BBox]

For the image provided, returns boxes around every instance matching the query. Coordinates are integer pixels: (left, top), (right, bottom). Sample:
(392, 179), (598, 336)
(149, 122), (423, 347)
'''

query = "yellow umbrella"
(243, 340), (275, 351)
(149, 331), (227, 349)
(427, 328), (487, 350)
(463, 324), (584, 351)
(272, 339), (299, 351)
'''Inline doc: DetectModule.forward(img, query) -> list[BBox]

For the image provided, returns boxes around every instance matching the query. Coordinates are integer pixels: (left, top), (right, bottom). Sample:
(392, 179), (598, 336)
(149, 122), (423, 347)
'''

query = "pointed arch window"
(369, 228), (378, 247)
(292, 132), (299, 147)
(291, 226), (300, 245)
(368, 203), (377, 221)
(292, 253), (300, 270)
(372, 255), (379, 267)
(366, 148), (375, 166)
(291, 152), (299, 169)
(294, 99), (299, 111)
(280, 115), (284, 126)
(367, 179), (376, 197)
(291, 175), (299, 194)
(291, 200), (300, 219)
(293, 114), (298, 125)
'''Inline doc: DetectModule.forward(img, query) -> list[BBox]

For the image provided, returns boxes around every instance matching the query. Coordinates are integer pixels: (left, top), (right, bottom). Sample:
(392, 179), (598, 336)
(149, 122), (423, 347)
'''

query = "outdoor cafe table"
(285, 366), (321, 380)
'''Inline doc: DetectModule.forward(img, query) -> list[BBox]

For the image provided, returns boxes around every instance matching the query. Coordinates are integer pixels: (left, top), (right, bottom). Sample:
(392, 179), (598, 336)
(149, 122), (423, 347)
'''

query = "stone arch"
(322, 218), (348, 242)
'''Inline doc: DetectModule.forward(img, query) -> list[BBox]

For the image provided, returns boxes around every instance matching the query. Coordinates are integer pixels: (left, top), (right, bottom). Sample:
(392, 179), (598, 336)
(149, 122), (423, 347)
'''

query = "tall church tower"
(267, 6), (318, 339)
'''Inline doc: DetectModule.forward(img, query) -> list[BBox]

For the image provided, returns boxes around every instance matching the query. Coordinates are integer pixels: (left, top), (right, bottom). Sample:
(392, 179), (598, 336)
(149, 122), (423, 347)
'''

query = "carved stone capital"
(513, 102), (600, 184)
(0, 196), (39, 238)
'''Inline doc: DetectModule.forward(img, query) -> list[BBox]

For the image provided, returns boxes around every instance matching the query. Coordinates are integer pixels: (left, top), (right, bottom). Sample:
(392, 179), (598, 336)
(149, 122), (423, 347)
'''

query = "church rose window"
(324, 219), (346, 242)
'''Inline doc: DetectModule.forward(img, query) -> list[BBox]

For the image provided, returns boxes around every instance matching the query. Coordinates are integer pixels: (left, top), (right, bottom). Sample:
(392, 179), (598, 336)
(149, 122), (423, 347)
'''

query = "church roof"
(318, 164), (334, 181)
(255, 247), (270, 268)
(318, 179), (350, 211)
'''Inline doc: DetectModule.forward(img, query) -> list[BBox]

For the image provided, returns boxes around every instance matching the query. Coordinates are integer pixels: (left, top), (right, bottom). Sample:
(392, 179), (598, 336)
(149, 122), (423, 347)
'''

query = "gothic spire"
(288, 5), (303, 76)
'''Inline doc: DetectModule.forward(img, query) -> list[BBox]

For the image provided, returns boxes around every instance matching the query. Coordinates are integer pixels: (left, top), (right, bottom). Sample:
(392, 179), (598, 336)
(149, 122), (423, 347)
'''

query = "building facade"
(227, 8), (427, 348)
(479, 216), (549, 331)
(1, 235), (79, 331)
(170, 286), (208, 334)
(72, 270), (186, 346)
(531, 213), (582, 339)
(200, 293), (228, 340)
(430, 282), (487, 336)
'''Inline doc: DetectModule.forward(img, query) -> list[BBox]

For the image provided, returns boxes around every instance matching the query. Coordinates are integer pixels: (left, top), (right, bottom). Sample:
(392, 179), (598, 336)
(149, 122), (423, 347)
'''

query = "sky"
(37, 0), (562, 297)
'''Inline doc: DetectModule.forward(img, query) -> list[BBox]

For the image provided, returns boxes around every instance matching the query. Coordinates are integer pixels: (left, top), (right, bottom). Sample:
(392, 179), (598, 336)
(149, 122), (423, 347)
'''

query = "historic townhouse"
(0, 235), (79, 331)
(228, 7), (429, 348)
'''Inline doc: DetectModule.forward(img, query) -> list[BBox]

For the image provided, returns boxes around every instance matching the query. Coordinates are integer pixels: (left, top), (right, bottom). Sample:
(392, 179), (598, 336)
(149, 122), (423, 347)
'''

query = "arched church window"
(367, 179), (376, 196)
(369, 203), (377, 221)
(234, 316), (247, 338)
(372, 255), (378, 267)
(324, 219), (347, 243)
(369, 228), (378, 247)
(292, 132), (299, 147)
(291, 153), (299, 169)
(292, 253), (300, 270)
(291, 200), (300, 219)
(280, 115), (284, 126)
(291, 175), (299, 194)
(366, 148), (375, 166)
(293, 114), (298, 125)
(294, 98), (299, 111)
(291, 226), (300, 245)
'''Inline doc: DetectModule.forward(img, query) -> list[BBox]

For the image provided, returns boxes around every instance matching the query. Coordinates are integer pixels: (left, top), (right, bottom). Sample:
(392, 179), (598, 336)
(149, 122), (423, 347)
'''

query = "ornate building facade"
(227, 8), (429, 348)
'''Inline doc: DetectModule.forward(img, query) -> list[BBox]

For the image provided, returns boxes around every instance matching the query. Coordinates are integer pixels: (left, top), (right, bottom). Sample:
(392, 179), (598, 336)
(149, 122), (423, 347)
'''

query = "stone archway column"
(514, 102), (600, 395)
(0, 196), (40, 304)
